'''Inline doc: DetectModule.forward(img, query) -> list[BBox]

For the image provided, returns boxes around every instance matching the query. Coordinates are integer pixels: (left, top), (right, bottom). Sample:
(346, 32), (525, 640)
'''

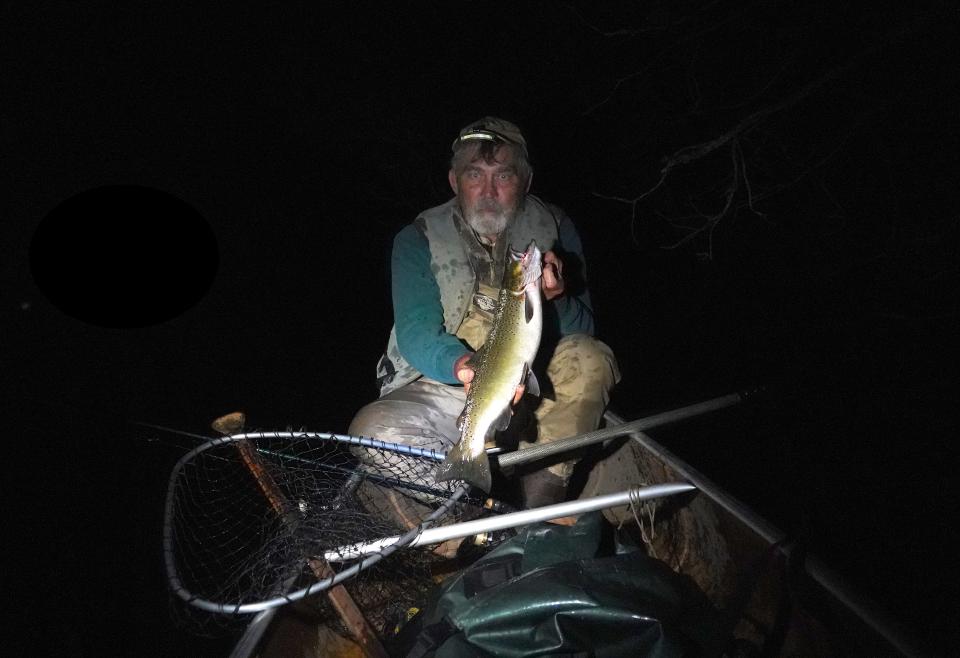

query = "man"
(349, 117), (620, 526)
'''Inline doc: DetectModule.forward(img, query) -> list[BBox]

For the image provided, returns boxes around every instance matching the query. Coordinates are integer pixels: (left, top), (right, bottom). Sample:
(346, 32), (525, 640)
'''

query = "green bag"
(396, 513), (724, 657)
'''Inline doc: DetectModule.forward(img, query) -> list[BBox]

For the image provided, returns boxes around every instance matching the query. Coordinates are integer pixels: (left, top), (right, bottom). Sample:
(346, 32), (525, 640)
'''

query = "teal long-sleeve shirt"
(391, 210), (596, 384)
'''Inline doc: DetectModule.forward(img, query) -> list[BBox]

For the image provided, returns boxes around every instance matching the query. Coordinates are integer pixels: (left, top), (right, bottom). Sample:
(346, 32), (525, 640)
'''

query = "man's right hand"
(454, 352), (524, 404)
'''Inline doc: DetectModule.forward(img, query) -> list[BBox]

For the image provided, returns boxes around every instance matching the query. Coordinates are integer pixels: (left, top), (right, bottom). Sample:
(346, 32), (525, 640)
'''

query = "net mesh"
(163, 431), (492, 637)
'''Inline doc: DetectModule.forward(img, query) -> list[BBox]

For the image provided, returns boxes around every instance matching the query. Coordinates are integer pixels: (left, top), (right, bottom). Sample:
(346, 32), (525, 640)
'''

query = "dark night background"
(4, 2), (958, 656)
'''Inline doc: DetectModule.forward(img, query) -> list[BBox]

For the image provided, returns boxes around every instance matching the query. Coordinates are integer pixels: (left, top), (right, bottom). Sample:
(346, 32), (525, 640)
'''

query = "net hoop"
(163, 431), (465, 615)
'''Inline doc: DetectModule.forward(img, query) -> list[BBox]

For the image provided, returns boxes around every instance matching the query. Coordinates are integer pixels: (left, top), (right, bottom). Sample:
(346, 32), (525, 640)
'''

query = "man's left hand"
(456, 352), (524, 405)
(542, 250), (565, 301)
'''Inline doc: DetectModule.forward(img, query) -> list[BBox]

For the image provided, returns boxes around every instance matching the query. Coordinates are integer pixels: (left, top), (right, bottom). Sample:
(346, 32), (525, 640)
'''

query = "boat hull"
(235, 408), (919, 657)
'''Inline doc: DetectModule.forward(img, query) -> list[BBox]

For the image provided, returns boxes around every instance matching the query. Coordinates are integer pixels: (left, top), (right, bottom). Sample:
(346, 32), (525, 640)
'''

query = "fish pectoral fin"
(465, 349), (484, 368)
(525, 368), (541, 398)
(493, 405), (512, 432)
(524, 292), (534, 323)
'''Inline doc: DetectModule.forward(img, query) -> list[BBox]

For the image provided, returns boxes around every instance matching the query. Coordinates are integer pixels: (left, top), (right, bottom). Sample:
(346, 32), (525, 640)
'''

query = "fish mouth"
(520, 241), (542, 270)
(510, 240), (542, 263)
(504, 240), (543, 292)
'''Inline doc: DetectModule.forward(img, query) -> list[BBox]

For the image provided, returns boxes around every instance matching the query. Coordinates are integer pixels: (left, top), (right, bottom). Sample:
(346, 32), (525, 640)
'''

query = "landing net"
(163, 431), (488, 634)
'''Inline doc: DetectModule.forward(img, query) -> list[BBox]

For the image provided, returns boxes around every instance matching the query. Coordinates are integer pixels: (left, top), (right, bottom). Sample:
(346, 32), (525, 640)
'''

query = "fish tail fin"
(435, 443), (492, 493)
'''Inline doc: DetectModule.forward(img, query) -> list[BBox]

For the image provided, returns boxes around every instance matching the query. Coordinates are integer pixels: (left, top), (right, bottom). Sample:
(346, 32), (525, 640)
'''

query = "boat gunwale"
(603, 409), (923, 658)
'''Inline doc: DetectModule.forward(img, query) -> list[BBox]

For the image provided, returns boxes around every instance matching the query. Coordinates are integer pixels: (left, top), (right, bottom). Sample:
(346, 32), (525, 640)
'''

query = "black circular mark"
(30, 185), (218, 328)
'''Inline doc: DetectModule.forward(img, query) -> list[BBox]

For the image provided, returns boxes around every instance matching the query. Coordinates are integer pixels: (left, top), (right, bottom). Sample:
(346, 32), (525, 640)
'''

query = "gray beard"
(463, 198), (515, 240)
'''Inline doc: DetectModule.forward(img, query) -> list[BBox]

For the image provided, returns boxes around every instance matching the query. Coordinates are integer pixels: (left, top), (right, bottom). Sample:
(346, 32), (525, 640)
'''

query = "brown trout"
(434, 240), (543, 492)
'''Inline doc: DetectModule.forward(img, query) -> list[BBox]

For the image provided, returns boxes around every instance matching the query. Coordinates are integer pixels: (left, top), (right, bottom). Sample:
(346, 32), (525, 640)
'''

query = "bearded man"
(349, 117), (620, 526)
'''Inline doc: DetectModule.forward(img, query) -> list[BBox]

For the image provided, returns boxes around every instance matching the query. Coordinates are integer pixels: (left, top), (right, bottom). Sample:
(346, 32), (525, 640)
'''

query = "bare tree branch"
(662, 141), (740, 258)
(591, 10), (943, 257)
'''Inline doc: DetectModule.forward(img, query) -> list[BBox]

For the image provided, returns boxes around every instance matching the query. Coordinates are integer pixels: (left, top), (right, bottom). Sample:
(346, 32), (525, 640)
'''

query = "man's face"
(449, 144), (528, 241)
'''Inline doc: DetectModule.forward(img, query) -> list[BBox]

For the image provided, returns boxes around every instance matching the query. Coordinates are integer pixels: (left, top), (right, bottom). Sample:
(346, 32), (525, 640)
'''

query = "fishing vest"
(376, 195), (560, 396)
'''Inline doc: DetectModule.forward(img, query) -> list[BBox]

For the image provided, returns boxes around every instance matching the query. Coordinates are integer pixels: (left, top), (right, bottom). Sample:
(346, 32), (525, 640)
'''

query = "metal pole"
(227, 608), (277, 658)
(324, 482), (696, 561)
(499, 390), (747, 468)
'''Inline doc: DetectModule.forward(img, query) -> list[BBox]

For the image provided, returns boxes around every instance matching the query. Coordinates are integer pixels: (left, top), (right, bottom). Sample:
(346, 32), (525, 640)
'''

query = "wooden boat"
(224, 393), (922, 657)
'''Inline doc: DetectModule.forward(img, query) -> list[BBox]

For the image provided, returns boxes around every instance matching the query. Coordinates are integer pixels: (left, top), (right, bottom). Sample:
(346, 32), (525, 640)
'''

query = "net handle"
(212, 414), (388, 657)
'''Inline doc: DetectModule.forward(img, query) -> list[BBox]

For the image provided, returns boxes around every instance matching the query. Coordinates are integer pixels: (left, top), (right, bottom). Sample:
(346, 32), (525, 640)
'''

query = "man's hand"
(542, 250), (565, 301)
(454, 352), (525, 405)
(454, 352), (475, 390)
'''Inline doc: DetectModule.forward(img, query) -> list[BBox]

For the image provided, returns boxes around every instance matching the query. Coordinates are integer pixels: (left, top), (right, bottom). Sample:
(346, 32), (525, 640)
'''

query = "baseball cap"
(452, 116), (528, 155)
